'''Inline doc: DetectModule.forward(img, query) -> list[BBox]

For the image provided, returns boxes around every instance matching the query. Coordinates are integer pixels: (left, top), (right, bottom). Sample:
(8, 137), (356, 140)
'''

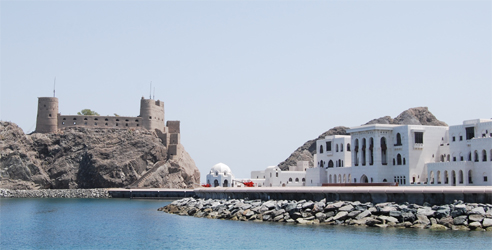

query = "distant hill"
(277, 107), (447, 170)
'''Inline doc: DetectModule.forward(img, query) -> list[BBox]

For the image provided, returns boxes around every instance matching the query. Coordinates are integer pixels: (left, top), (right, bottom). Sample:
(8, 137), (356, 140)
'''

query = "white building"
(206, 163), (234, 187)
(211, 119), (491, 188)
(250, 162), (312, 187)
(426, 119), (492, 186)
(304, 119), (492, 186)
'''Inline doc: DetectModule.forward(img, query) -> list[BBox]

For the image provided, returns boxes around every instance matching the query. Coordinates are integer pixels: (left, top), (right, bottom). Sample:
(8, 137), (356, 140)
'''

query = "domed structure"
(206, 163), (234, 187)
(210, 163), (232, 176)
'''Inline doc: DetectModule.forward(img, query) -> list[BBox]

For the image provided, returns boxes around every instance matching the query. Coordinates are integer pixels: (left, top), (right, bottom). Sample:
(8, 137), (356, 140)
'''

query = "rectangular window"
(453, 157), (456, 162)
(452, 136), (455, 141)
(484, 176), (488, 182)
(459, 136), (463, 141)
(465, 127), (475, 140)
(415, 132), (424, 144)
(326, 141), (332, 151)
(460, 156), (464, 161)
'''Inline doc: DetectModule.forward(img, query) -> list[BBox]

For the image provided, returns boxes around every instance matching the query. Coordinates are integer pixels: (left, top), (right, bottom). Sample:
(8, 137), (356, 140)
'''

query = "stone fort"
(35, 96), (182, 157)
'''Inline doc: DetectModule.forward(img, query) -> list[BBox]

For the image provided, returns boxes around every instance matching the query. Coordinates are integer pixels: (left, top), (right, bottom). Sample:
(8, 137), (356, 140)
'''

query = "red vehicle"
(242, 181), (254, 187)
(201, 183), (211, 187)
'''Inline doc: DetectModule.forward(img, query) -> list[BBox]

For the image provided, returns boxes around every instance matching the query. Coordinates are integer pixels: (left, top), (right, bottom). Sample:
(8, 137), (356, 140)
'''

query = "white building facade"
(426, 119), (492, 186)
(206, 163), (234, 187)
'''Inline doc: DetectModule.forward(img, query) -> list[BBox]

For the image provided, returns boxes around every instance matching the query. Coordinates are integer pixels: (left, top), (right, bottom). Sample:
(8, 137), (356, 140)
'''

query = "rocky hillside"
(277, 107), (446, 170)
(0, 122), (200, 190)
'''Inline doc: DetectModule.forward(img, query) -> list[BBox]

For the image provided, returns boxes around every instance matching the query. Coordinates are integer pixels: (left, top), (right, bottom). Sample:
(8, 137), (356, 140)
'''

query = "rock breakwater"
(159, 197), (492, 231)
(0, 188), (109, 198)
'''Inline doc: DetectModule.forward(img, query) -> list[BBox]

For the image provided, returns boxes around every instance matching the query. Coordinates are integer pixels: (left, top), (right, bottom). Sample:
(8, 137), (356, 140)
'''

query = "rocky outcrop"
(365, 107), (447, 126)
(0, 121), (200, 190)
(159, 198), (492, 231)
(277, 107), (446, 170)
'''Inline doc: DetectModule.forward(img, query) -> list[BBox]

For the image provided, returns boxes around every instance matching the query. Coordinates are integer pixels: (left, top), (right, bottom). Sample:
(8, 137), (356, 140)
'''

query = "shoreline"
(159, 197), (492, 231)
(0, 188), (110, 198)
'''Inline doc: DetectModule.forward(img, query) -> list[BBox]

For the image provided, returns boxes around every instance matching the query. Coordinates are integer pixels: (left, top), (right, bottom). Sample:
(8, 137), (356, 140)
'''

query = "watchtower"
(139, 97), (165, 132)
(35, 97), (59, 133)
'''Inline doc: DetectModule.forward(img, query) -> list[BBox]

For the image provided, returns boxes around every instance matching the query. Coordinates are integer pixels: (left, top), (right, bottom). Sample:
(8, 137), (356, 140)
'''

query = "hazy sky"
(1, 0), (491, 182)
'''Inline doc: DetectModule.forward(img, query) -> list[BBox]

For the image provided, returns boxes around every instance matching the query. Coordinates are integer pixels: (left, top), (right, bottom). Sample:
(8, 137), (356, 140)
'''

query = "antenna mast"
(150, 81), (152, 99)
(53, 77), (56, 97)
(153, 87), (155, 100)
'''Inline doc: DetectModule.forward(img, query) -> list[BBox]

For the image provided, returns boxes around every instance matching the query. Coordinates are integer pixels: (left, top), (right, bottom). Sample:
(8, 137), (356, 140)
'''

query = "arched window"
(289, 178), (292, 182)
(362, 138), (367, 166)
(348, 174), (351, 183)
(336, 144), (339, 152)
(474, 150), (479, 162)
(338, 174), (342, 183)
(397, 154), (402, 165)
(459, 170), (463, 184)
(444, 171), (449, 184)
(360, 175), (368, 183)
(295, 178), (299, 182)
(354, 139), (359, 166)
(468, 170), (473, 184)
(223, 179), (229, 187)
(214, 179), (219, 187)
(437, 171), (441, 184)
(319, 145), (323, 154)
(340, 143), (343, 152)
(343, 174), (346, 183)
(452, 170), (456, 186)
(302, 178), (305, 182)
(440, 155), (445, 162)
(396, 133), (402, 146)
(328, 160), (334, 168)
(468, 152), (472, 161)
(369, 137), (374, 165)
(403, 158), (406, 165)
(430, 171), (435, 184)
(393, 158), (395, 165)
(482, 150), (487, 161)
(381, 137), (387, 165)
(347, 143), (351, 151)
(447, 155), (450, 162)
(338, 159), (341, 168)
(276, 172), (278, 177)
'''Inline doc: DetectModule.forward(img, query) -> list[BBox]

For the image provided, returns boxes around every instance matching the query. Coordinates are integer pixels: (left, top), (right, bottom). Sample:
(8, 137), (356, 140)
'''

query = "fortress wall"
(58, 115), (143, 130)
(167, 121), (180, 133)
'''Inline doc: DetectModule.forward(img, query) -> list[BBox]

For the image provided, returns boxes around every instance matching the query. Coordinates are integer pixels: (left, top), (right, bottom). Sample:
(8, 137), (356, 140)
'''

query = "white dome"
(210, 163), (232, 176)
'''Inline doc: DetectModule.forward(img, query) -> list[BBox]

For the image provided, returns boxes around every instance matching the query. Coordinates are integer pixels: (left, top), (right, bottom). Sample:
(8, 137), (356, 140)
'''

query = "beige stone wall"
(58, 115), (143, 130)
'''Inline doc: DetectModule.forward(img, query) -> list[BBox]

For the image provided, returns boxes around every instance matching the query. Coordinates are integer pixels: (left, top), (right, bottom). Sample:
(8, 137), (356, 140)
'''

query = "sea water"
(0, 198), (490, 249)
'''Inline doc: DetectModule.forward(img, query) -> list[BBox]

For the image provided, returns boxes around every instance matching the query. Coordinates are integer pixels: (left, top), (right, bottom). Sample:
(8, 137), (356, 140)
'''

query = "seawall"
(194, 186), (492, 205)
(107, 188), (196, 199)
(0, 188), (109, 198)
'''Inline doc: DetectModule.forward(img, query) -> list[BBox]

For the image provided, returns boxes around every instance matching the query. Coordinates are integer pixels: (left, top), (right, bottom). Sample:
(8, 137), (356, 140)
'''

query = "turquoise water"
(0, 199), (491, 249)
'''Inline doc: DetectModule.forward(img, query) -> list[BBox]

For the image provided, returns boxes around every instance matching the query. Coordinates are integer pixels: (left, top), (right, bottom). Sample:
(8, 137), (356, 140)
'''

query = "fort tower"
(35, 97), (59, 133)
(139, 97), (165, 131)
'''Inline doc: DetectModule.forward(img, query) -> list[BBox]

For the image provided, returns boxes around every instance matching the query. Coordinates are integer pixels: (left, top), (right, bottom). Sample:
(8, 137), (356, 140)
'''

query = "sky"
(1, 0), (491, 182)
